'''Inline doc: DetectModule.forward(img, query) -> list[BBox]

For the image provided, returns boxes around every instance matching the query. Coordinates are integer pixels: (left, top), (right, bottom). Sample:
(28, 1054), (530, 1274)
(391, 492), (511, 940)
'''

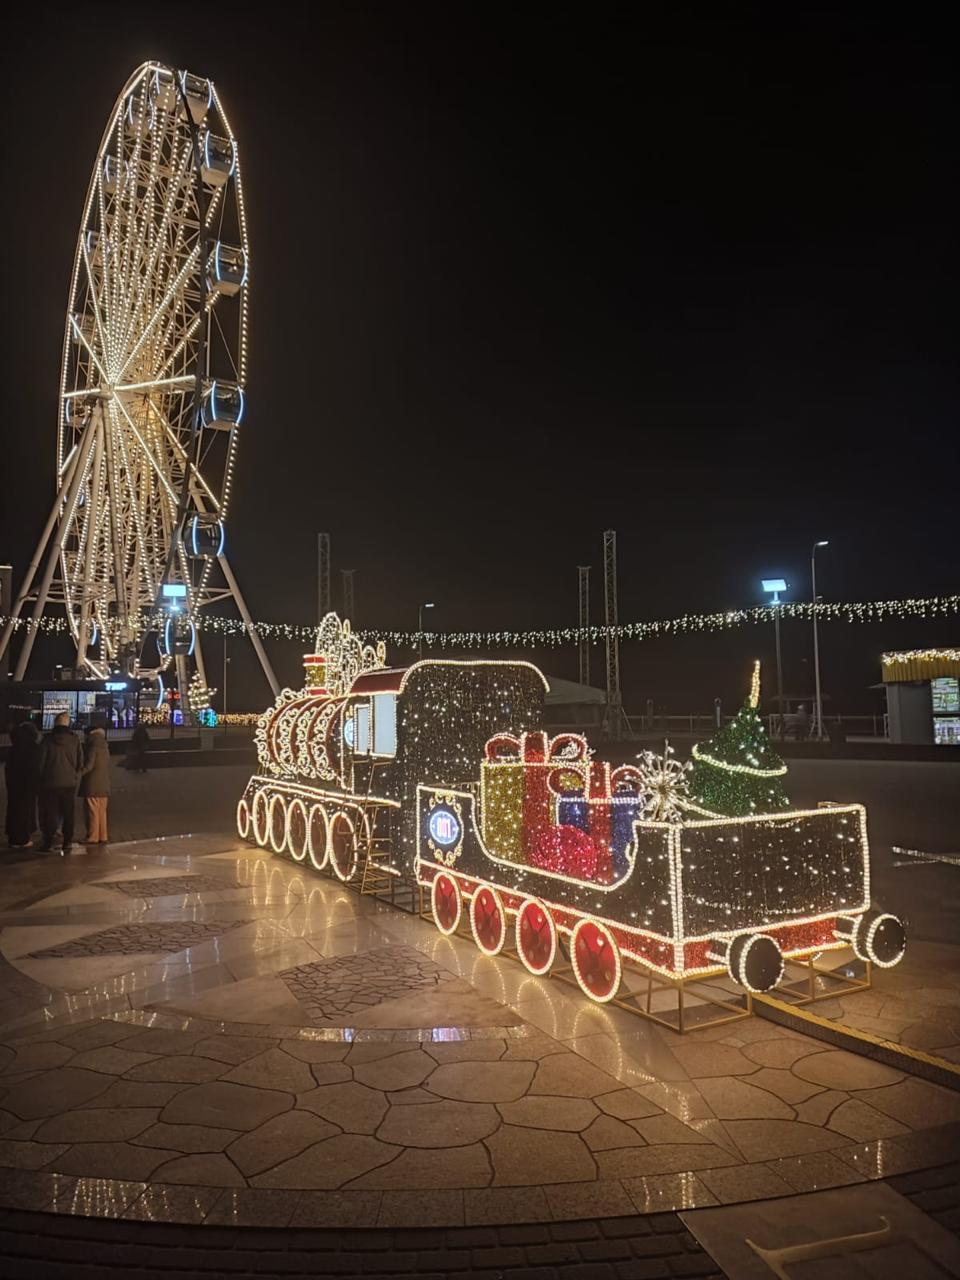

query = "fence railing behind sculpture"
(624, 712), (888, 741)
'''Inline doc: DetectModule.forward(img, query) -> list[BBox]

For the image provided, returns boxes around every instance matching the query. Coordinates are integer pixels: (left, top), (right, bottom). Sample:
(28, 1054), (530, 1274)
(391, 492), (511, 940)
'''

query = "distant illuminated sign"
(428, 808), (461, 847)
(161, 583), (187, 599)
(105, 681), (127, 691)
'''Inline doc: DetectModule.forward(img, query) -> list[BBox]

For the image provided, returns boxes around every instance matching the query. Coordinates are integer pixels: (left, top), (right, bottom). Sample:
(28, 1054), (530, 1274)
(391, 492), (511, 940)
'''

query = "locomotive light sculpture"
(239, 615), (906, 1029)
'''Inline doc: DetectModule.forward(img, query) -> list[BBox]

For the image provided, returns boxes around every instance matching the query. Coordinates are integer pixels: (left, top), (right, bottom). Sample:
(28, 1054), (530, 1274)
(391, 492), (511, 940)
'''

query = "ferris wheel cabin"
(183, 513), (225, 560)
(206, 243), (248, 296)
(201, 381), (244, 431)
(101, 154), (129, 194)
(147, 68), (211, 123)
(201, 134), (236, 187)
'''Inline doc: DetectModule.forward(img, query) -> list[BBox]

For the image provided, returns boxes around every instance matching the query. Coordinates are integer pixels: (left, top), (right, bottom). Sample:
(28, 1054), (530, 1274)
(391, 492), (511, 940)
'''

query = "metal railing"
(623, 713), (889, 741)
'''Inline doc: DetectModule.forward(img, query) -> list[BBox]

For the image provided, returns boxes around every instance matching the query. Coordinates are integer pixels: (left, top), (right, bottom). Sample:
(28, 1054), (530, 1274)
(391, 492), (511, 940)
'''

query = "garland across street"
(1, 593), (957, 650)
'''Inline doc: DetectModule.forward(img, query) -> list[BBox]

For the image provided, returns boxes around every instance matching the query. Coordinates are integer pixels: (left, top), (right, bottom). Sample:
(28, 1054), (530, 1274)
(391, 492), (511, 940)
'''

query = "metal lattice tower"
(341, 569), (355, 621)
(317, 533), (330, 623)
(603, 530), (622, 738)
(577, 565), (590, 686)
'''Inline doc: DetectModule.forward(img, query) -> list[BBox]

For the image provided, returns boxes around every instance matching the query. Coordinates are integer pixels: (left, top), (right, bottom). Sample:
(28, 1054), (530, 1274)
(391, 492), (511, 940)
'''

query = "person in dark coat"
(4, 721), (42, 848)
(37, 713), (84, 853)
(80, 725), (111, 844)
(127, 723), (151, 773)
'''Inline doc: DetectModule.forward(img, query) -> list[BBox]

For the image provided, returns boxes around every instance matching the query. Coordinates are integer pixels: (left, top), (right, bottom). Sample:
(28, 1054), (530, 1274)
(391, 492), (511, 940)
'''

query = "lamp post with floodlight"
(418, 602), (434, 662)
(811, 541), (829, 740)
(762, 578), (787, 738)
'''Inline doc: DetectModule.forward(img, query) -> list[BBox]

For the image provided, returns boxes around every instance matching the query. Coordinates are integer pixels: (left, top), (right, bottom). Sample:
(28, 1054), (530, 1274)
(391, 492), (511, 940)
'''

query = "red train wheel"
(432, 873), (462, 935)
(570, 919), (621, 1003)
(516, 898), (556, 975)
(471, 885), (506, 955)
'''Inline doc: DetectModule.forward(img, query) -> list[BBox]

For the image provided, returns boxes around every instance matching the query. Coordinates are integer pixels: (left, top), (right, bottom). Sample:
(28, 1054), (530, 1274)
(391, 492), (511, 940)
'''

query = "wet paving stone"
(97, 875), (242, 898)
(27, 919), (254, 958)
(278, 945), (459, 1024)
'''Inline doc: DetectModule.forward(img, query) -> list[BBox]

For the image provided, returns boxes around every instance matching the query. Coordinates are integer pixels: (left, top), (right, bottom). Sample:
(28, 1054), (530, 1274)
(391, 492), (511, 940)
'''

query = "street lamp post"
(222, 633), (230, 716)
(762, 578), (787, 738)
(811, 541), (829, 740)
(418, 602), (434, 662)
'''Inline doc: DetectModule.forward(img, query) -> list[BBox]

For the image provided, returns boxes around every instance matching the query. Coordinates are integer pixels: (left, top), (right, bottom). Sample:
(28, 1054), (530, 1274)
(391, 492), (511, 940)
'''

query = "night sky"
(1, 9), (956, 713)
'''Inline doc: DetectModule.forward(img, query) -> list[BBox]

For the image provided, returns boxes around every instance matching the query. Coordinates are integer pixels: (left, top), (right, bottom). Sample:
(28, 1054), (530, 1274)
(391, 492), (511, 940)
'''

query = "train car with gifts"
(238, 614), (905, 1021)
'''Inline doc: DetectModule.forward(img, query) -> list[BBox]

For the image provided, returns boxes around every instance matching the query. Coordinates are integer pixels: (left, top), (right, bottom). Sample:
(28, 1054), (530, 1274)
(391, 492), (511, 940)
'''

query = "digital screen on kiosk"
(931, 677), (960, 715)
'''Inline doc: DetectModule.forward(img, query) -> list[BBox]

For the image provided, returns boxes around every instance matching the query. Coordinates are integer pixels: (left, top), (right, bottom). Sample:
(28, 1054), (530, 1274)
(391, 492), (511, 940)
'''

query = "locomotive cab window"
(354, 703), (371, 755)
(372, 693), (397, 757)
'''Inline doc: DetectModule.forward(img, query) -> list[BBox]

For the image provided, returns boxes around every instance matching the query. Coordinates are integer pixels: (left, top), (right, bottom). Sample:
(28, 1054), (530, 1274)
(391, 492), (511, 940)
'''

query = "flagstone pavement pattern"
(278, 946), (464, 1024)
(26, 920), (255, 959)
(0, 829), (957, 1228)
(97, 874), (244, 898)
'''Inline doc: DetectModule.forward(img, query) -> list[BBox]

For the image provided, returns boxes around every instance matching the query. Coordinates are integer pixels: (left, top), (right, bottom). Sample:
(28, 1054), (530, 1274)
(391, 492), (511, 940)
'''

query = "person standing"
(80, 724), (111, 845)
(128, 722), (151, 773)
(795, 703), (810, 741)
(37, 712), (84, 854)
(4, 721), (42, 848)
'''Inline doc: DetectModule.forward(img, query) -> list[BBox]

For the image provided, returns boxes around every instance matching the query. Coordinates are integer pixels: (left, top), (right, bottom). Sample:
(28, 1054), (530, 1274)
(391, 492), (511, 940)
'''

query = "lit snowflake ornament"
(637, 740), (691, 823)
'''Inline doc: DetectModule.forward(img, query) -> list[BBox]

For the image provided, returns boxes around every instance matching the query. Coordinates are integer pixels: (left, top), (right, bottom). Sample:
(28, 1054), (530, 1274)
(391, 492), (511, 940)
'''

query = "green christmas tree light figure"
(687, 661), (790, 817)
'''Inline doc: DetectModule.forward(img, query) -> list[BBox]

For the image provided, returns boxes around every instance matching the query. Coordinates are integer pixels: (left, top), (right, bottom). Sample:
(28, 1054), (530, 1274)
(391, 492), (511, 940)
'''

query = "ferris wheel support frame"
(1, 439), (279, 697)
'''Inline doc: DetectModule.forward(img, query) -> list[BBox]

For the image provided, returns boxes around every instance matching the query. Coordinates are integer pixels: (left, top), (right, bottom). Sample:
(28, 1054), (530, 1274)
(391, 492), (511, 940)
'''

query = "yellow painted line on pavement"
(753, 991), (960, 1084)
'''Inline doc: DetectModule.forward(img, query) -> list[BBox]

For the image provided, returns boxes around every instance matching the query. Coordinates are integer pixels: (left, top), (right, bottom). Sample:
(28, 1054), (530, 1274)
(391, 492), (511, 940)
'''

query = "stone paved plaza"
(0, 808), (957, 1242)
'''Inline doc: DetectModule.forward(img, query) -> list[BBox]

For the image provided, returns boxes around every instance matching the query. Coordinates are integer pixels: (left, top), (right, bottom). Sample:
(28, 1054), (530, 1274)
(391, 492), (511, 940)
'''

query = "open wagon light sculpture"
(239, 621), (905, 1030)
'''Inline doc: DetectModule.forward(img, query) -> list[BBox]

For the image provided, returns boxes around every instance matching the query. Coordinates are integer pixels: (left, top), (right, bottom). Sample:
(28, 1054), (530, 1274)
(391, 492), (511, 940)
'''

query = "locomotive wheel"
(516, 898), (556, 976)
(850, 910), (906, 968)
(236, 797), (251, 841)
(251, 789), (270, 847)
(570, 919), (621, 1003)
(471, 885), (507, 956)
(268, 794), (288, 854)
(432, 873), (462, 935)
(307, 804), (330, 871)
(728, 933), (784, 993)
(330, 813), (359, 882)
(285, 798), (309, 863)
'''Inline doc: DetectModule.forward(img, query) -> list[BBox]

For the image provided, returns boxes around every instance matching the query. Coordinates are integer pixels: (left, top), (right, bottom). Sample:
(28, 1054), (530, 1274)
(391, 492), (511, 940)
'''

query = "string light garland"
(2, 593), (956, 651)
(881, 648), (960, 681)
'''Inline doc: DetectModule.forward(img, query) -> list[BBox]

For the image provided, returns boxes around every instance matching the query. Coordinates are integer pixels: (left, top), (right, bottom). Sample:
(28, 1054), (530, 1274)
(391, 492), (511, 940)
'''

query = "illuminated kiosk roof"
(882, 648), (960, 682)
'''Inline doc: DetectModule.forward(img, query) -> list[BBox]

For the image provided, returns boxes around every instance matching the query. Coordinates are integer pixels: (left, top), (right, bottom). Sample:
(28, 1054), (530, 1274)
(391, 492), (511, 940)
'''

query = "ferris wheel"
(0, 63), (277, 704)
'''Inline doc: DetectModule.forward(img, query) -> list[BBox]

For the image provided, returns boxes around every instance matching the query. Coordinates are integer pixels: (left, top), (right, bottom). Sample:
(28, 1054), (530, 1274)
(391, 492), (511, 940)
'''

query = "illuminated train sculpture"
(238, 614), (906, 1014)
